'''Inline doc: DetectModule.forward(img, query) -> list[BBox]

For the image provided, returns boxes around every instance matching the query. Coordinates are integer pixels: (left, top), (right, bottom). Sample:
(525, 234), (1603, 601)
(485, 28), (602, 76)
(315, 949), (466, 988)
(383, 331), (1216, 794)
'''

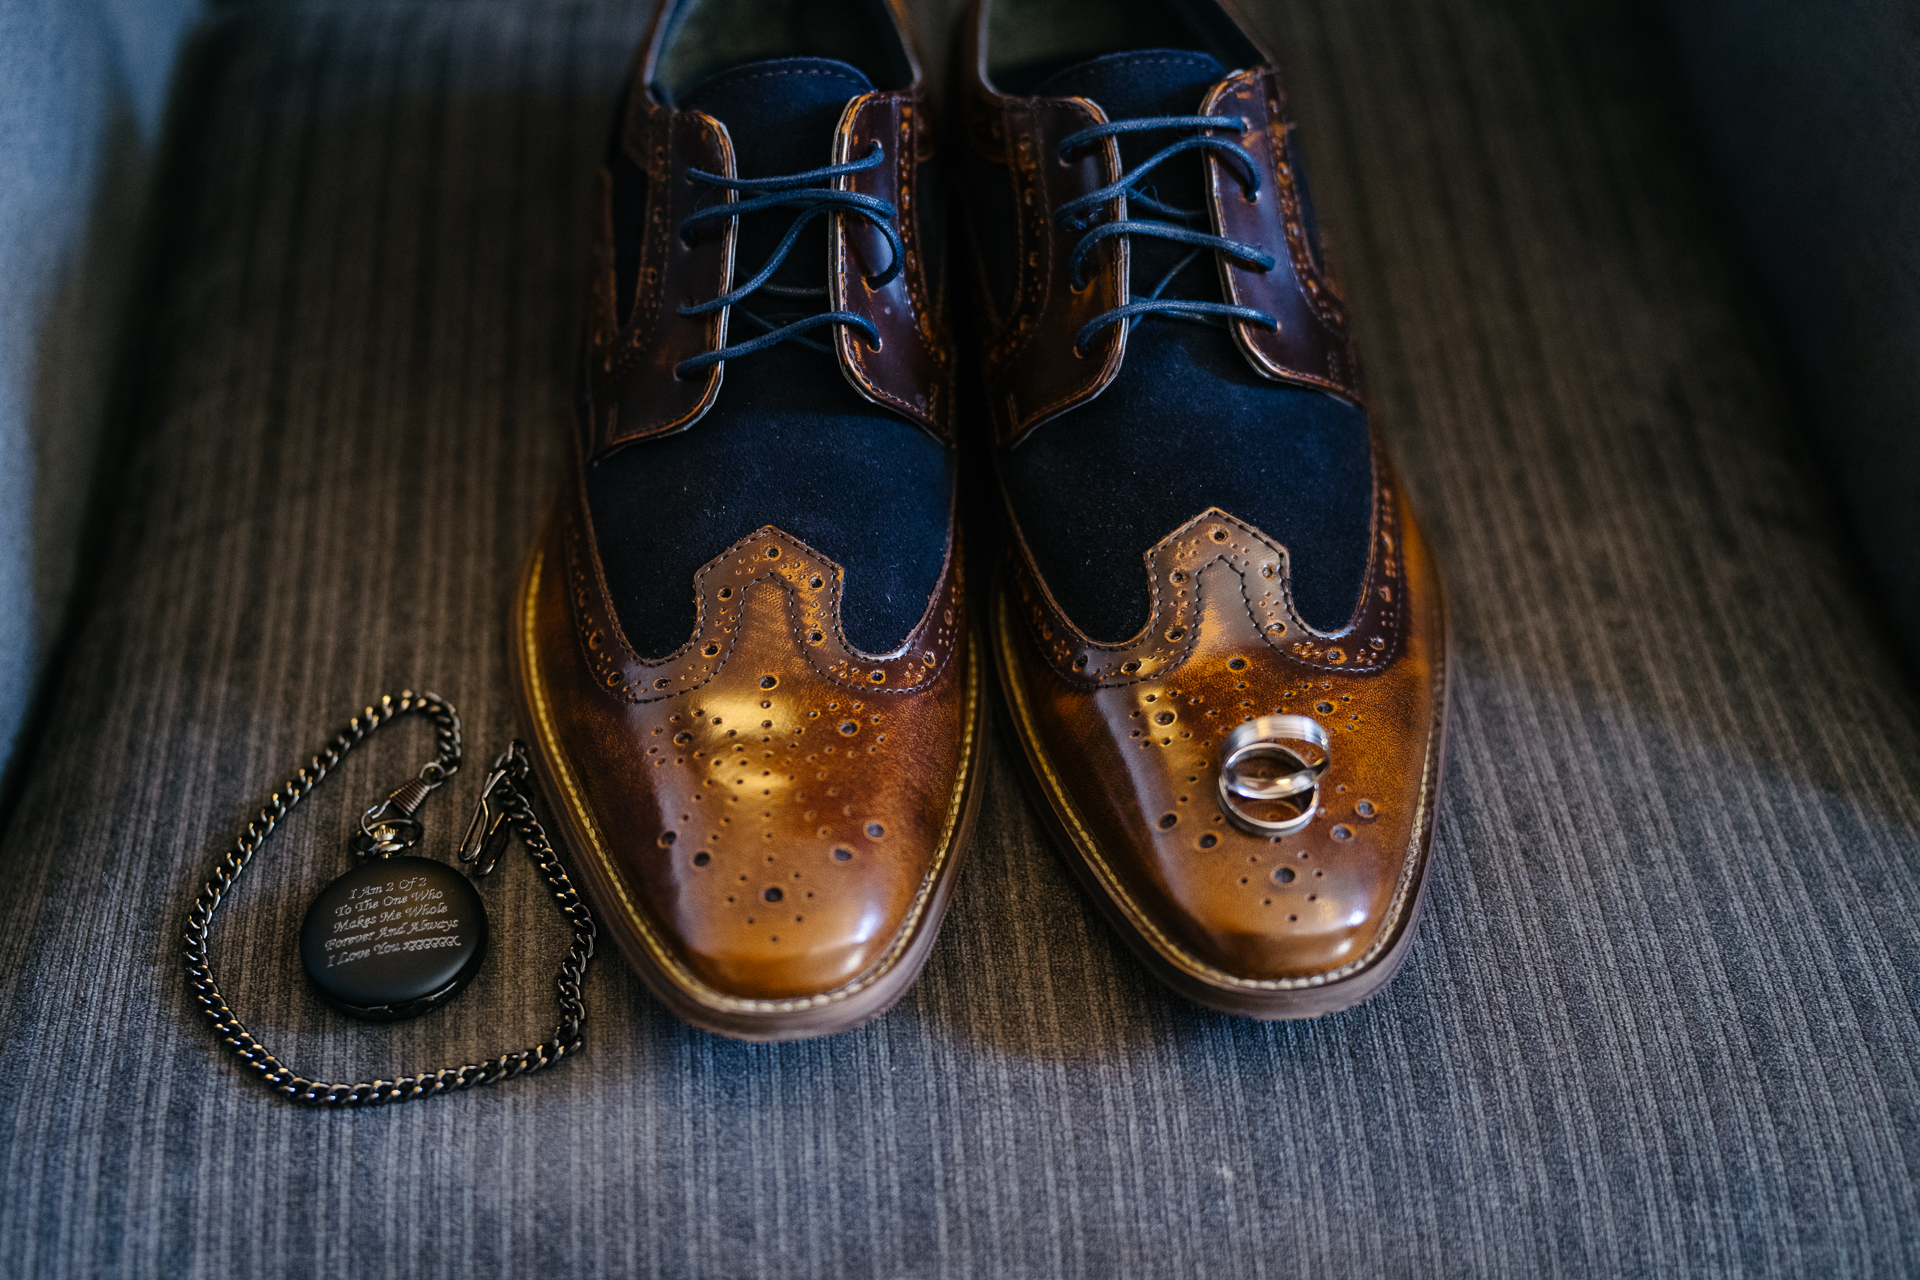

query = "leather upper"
(584, 2), (952, 455)
(586, 98), (735, 451)
(960, 85), (1130, 446)
(522, 480), (975, 1002)
(958, 3), (1361, 447)
(965, 0), (1447, 994)
(998, 464), (1445, 983)
(830, 92), (953, 436)
(519, 0), (980, 1019)
(1200, 69), (1362, 401)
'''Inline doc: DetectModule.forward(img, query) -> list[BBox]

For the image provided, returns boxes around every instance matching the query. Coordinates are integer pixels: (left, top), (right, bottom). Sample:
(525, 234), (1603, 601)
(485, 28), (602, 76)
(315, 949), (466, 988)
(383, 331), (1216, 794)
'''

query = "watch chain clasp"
(457, 744), (528, 879)
(350, 761), (452, 861)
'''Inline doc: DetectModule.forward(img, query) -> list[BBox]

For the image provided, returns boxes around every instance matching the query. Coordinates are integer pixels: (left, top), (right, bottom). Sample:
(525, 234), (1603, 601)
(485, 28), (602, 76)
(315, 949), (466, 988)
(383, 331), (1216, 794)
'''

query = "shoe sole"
(990, 577), (1450, 1020)
(511, 532), (990, 1042)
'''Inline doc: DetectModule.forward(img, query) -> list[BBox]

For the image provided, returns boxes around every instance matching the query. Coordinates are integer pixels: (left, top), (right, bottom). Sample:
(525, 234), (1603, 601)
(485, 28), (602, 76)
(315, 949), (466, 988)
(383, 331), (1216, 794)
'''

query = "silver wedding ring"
(1216, 715), (1331, 837)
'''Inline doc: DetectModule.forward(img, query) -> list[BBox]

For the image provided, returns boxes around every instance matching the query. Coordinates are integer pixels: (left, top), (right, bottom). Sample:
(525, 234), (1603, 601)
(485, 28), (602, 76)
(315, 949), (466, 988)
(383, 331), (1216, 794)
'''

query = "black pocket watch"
(185, 692), (596, 1107)
(297, 751), (521, 1020)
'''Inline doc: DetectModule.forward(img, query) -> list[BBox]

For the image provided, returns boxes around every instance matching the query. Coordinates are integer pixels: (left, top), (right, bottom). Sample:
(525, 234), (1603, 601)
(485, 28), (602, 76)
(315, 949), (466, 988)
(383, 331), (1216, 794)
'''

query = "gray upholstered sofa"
(2, 1), (1916, 1275)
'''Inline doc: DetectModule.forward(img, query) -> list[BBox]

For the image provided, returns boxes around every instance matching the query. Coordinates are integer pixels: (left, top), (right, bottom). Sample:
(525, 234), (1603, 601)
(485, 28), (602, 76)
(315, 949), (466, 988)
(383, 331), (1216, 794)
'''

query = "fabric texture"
(1658, 0), (1920, 669)
(1, 1), (1918, 1277)
(0, 0), (204, 786)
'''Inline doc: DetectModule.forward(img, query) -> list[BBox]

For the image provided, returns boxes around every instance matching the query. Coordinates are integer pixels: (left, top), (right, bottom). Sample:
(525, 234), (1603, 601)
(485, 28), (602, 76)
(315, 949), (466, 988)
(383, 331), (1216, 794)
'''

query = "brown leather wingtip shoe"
(993, 469), (1447, 1019)
(515, 0), (985, 1041)
(962, 0), (1449, 1017)
(515, 488), (984, 1041)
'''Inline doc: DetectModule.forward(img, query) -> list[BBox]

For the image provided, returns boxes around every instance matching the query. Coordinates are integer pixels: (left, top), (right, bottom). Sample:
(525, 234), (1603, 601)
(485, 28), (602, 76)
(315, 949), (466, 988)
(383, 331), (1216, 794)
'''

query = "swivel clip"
(350, 760), (452, 861)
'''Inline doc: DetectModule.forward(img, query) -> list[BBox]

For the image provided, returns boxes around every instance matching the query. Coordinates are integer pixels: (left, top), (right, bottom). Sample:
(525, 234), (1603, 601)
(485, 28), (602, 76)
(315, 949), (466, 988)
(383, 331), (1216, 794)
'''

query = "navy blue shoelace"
(1056, 115), (1279, 354)
(673, 141), (903, 377)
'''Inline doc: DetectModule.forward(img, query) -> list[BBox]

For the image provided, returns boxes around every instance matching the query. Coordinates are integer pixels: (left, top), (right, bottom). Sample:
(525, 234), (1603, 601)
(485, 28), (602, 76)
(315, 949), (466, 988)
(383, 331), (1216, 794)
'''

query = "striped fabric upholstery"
(0, 1), (1916, 1275)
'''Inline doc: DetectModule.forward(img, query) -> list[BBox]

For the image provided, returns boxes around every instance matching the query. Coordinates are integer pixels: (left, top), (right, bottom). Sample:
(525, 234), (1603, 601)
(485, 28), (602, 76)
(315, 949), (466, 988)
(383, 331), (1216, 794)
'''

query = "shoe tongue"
(682, 56), (875, 298)
(1036, 49), (1231, 309)
(1034, 48), (1227, 123)
(682, 55), (874, 179)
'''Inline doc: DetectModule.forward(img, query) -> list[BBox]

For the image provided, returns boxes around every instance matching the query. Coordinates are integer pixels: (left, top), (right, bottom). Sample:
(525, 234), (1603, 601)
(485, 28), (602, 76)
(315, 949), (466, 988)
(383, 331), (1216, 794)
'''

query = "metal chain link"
(182, 690), (596, 1108)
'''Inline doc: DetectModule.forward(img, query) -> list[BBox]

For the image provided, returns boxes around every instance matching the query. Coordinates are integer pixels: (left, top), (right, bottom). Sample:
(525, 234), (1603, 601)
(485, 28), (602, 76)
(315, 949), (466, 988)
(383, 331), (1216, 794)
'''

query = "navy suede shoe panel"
(587, 57), (952, 659)
(588, 342), (951, 659)
(1035, 48), (1226, 135)
(1003, 322), (1371, 641)
(1001, 50), (1372, 641)
(681, 58), (874, 294)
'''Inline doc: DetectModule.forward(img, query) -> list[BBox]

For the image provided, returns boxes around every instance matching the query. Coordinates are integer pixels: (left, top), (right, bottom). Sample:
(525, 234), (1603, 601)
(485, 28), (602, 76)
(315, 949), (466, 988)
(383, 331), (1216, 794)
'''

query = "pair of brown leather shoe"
(512, 0), (1449, 1040)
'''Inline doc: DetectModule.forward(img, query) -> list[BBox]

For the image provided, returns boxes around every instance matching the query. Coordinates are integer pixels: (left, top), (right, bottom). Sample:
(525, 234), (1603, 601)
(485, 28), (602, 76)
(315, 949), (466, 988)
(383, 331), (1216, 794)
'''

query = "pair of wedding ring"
(1216, 715), (1330, 837)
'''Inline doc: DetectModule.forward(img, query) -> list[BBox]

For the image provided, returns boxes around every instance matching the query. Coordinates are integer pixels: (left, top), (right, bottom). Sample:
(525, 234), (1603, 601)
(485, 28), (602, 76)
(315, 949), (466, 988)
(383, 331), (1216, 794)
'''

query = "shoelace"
(674, 141), (904, 377)
(1056, 114), (1279, 355)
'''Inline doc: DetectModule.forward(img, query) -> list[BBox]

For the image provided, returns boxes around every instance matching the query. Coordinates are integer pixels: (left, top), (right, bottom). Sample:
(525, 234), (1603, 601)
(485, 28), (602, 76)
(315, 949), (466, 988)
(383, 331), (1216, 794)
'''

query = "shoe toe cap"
(520, 504), (976, 1014)
(1001, 495), (1446, 998)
